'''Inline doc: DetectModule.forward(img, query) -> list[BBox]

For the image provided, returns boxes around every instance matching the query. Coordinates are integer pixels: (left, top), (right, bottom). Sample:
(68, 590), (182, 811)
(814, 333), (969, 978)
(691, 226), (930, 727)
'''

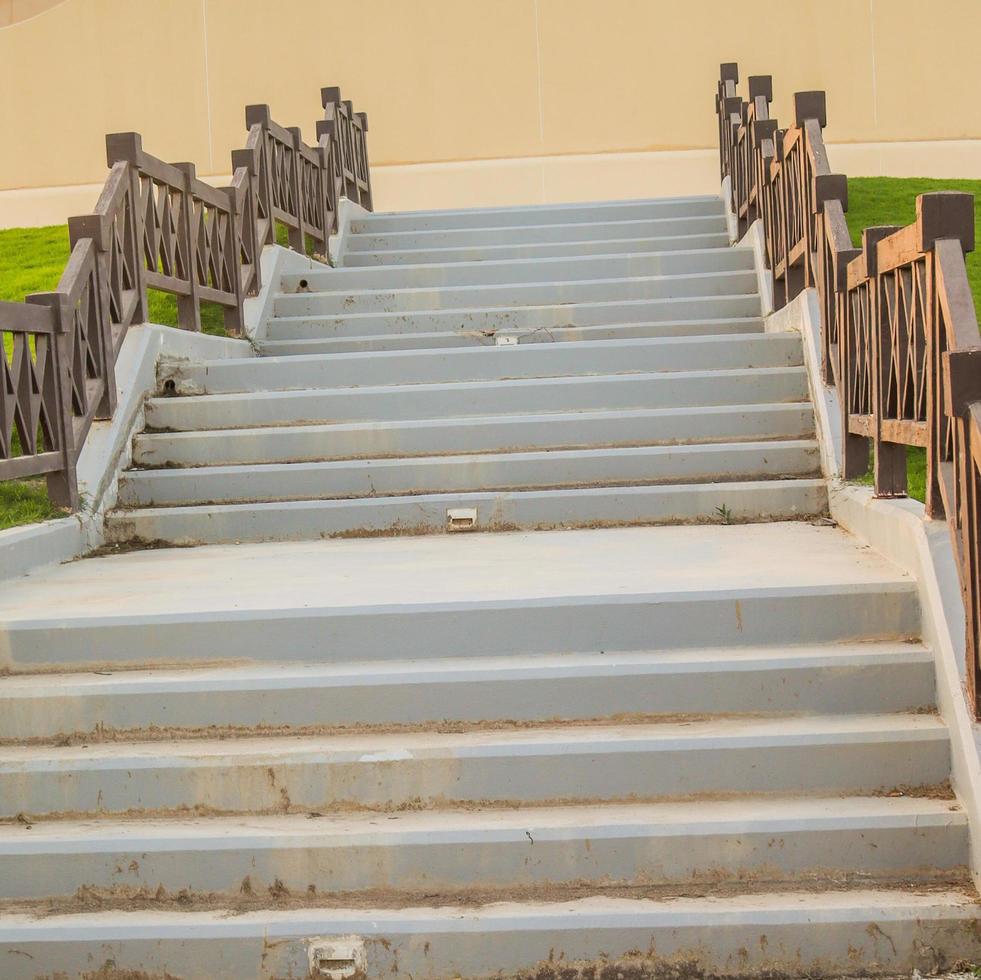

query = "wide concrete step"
(134, 403), (815, 468)
(343, 230), (732, 266)
(0, 524), (918, 671)
(349, 195), (724, 233)
(0, 643), (933, 741)
(0, 714), (948, 819)
(107, 478), (828, 545)
(146, 367), (810, 431)
(3, 891), (978, 979)
(163, 334), (797, 396)
(0, 798), (963, 904)
(346, 213), (727, 251)
(117, 441), (821, 509)
(283, 245), (752, 293)
(265, 293), (762, 339)
(259, 315), (764, 355)
(273, 270), (757, 318)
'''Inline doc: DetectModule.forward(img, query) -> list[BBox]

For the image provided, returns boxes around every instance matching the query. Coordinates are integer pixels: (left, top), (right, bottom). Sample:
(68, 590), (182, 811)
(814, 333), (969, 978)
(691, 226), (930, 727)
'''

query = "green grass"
(844, 177), (981, 503)
(0, 478), (62, 530)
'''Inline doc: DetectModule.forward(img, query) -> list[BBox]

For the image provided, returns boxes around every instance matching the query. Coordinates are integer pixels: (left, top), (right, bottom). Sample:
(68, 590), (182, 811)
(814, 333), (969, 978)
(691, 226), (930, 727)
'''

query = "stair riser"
(133, 405), (815, 468)
(260, 317), (764, 354)
(343, 231), (732, 265)
(165, 335), (798, 396)
(350, 197), (724, 233)
(264, 294), (762, 339)
(273, 271), (758, 318)
(0, 731), (949, 818)
(0, 656), (934, 740)
(282, 245), (752, 292)
(145, 369), (810, 431)
(347, 214), (727, 250)
(106, 479), (828, 546)
(0, 584), (915, 672)
(117, 443), (821, 508)
(0, 817), (963, 902)
(4, 905), (978, 980)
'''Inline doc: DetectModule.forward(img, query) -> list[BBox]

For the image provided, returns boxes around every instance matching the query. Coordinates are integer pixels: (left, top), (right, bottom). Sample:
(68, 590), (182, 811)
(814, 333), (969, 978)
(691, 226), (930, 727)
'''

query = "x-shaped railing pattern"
(0, 86), (372, 511)
(717, 62), (981, 714)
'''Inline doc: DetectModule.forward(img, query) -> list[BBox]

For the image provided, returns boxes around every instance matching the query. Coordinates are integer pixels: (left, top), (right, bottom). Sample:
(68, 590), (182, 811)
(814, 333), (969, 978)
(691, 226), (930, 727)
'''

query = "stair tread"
(0, 642), (933, 694)
(136, 401), (814, 442)
(280, 243), (751, 286)
(0, 795), (962, 845)
(0, 713), (947, 765)
(147, 365), (809, 410)
(267, 293), (760, 325)
(0, 889), (975, 934)
(123, 438), (821, 477)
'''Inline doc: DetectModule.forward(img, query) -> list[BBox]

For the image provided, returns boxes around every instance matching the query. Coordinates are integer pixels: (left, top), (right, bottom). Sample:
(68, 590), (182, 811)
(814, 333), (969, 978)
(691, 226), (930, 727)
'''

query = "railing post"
(864, 225), (906, 496)
(231, 144), (264, 293)
(67, 213), (117, 418)
(105, 133), (148, 324)
(716, 63), (739, 184)
(221, 183), (245, 337)
(172, 162), (202, 331)
(244, 107), (276, 247)
(919, 191), (977, 518)
(26, 291), (78, 509)
(355, 111), (373, 212)
(286, 126), (307, 253)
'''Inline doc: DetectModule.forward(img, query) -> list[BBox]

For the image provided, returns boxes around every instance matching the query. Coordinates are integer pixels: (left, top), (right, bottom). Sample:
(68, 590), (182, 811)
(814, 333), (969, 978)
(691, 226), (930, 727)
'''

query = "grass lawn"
(844, 177), (981, 503)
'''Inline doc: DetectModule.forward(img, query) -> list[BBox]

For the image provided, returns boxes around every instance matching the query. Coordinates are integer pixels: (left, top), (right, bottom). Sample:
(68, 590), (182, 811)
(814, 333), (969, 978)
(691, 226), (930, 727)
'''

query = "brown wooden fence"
(0, 88), (371, 510)
(717, 63), (981, 714)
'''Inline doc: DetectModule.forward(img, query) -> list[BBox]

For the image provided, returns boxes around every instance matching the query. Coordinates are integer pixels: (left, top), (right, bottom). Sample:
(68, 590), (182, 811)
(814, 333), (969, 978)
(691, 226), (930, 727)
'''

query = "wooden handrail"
(0, 86), (372, 509)
(717, 62), (981, 716)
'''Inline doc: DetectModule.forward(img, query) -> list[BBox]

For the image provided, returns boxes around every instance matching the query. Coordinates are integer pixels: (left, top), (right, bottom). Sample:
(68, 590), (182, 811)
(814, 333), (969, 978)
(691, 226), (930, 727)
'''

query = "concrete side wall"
(1, 0), (981, 224)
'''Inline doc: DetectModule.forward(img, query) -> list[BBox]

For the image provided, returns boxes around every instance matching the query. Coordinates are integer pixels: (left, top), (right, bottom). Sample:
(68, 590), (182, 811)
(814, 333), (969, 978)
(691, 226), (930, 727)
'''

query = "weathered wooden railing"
(717, 62), (981, 713)
(0, 87), (371, 510)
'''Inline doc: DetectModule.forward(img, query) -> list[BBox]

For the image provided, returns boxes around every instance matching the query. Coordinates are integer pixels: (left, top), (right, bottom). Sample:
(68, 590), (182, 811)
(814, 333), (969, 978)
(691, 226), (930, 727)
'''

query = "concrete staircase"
(1, 195), (978, 978)
(106, 196), (824, 547)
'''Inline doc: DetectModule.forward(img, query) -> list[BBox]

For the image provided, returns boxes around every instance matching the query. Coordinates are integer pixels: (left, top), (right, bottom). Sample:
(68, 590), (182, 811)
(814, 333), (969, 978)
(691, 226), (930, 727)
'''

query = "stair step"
(0, 523), (918, 670)
(146, 367), (810, 431)
(282, 244), (752, 292)
(0, 643), (934, 741)
(162, 334), (797, 396)
(272, 269), (757, 318)
(107, 478), (827, 544)
(117, 441), (821, 508)
(0, 797), (963, 903)
(349, 195), (724, 233)
(265, 293), (762, 339)
(133, 404), (815, 467)
(0, 714), (949, 819)
(346, 213), (727, 251)
(343, 230), (732, 265)
(3, 890), (977, 979)
(259, 316), (764, 355)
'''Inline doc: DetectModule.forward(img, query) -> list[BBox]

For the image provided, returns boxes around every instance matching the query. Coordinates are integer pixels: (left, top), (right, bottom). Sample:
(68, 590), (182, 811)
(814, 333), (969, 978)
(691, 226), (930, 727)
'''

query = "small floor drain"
(308, 935), (366, 979)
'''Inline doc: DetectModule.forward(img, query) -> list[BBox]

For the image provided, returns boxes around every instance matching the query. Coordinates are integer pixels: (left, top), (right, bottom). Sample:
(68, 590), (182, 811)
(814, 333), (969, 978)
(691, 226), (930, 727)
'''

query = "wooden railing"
(0, 87), (371, 510)
(717, 63), (981, 713)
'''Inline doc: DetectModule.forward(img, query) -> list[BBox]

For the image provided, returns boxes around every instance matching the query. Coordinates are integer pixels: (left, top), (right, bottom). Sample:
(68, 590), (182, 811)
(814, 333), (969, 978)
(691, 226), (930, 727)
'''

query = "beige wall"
(1, 0), (980, 216)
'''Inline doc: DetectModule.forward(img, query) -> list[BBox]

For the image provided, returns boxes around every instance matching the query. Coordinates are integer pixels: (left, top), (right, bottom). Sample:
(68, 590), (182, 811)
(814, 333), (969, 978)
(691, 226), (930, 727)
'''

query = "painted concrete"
(0, 642), (934, 740)
(0, 797), (965, 901)
(133, 403), (815, 467)
(0, 891), (978, 979)
(146, 368), (811, 430)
